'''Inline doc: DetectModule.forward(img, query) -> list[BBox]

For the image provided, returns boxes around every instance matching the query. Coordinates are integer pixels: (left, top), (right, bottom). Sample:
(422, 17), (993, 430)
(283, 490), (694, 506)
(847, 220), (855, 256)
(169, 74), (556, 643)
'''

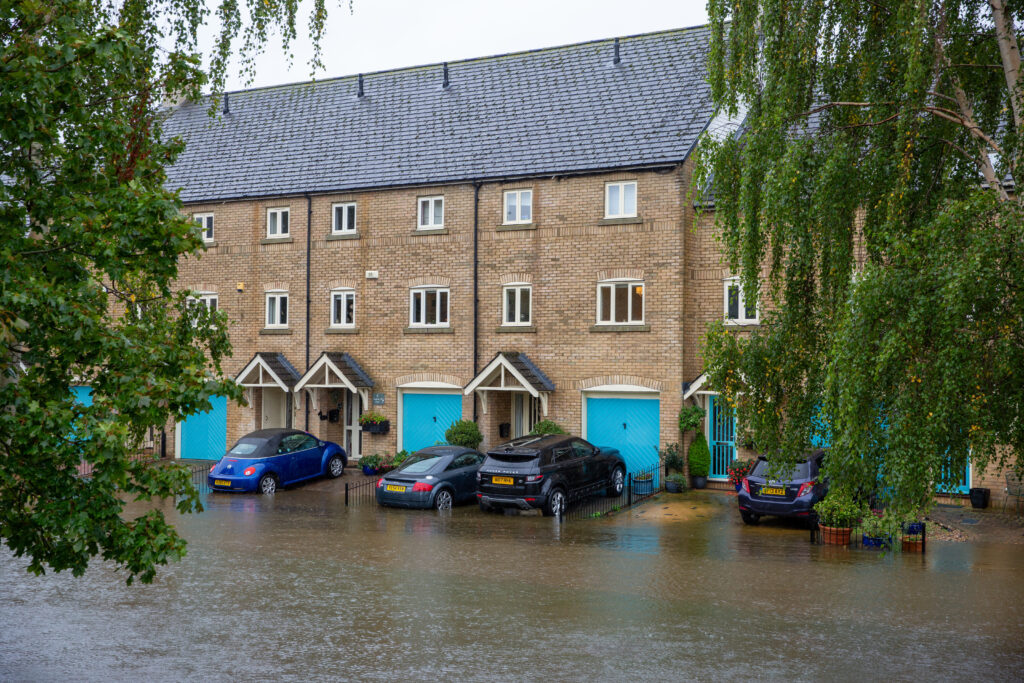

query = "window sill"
(259, 328), (292, 335)
(201, 240), (218, 248)
(412, 227), (448, 235)
(325, 327), (359, 334)
(260, 236), (294, 245)
(403, 326), (454, 334)
(496, 223), (536, 232)
(598, 216), (643, 226)
(327, 232), (360, 241)
(723, 320), (760, 327)
(589, 324), (651, 333)
(495, 325), (537, 333)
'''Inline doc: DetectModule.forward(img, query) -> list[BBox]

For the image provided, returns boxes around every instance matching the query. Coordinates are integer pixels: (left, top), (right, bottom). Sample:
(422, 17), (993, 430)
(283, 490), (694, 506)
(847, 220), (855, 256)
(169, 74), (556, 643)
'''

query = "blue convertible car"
(208, 428), (347, 494)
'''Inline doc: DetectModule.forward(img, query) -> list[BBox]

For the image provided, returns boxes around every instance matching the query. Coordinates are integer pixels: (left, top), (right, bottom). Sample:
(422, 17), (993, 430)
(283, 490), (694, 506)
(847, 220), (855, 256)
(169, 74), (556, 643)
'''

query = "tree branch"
(988, 0), (1023, 130)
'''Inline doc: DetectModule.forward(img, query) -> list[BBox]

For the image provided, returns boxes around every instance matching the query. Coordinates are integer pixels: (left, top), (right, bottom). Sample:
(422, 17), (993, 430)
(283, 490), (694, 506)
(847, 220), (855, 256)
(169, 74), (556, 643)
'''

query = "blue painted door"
(180, 396), (227, 460)
(585, 397), (660, 476)
(708, 395), (736, 479)
(402, 393), (462, 453)
(71, 386), (93, 407)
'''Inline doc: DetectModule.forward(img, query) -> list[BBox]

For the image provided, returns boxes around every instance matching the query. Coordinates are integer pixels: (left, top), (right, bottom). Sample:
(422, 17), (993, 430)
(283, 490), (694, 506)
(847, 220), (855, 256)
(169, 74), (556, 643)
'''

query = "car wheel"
(258, 474), (278, 495)
(606, 467), (625, 497)
(327, 455), (345, 479)
(741, 510), (760, 525)
(542, 489), (566, 517)
(478, 501), (493, 513)
(434, 488), (454, 511)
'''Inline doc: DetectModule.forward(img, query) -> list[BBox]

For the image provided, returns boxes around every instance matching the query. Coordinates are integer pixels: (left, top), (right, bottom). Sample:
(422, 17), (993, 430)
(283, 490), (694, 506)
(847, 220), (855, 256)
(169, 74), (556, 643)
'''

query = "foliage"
(700, 0), (1024, 512)
(687, 433), (711, 478)
(358, 411), (389, 426)
(859, 511), (892, 541)
(660, 443), (684, 472)
(677, 405), (705, 435)
(633, 470), (653, 482)
(813, 491), (865, 528)
(529, 419), (566, 435)
(358, 454), (383, 471)
(445, 419), (483, 449)
(666, 473), (689, 490)
(393, 450), (410, 467)
(726, 460), (754, 488)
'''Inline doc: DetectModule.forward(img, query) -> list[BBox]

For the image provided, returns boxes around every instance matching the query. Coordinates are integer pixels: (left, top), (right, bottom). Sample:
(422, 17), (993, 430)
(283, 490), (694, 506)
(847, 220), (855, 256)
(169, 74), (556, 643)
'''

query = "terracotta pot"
(902, 537), (924, 553)
(820, 525), (851, 546)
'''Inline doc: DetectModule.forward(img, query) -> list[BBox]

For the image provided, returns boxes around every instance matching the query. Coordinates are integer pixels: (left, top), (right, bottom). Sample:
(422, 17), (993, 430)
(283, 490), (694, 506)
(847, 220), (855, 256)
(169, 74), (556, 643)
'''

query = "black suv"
(476, 435), (626, 516)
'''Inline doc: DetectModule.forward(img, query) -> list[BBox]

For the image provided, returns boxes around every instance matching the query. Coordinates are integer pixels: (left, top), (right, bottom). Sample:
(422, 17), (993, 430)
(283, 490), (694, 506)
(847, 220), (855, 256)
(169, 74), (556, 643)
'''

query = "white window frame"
(332, 202), (357, 234)
(194, 213), (214, 242)
(265, 291), (289, 328)
(196, 292), (218, 312)
(723, 277), (759, 325)
(503, 189), (533, 225)
(417, 196), (444, 230)
(409, 286), (450, 328)
(267, 207), (290, 238)
(604, 181), (638, 219)
(596, 279), (645, 325)
(502, 284), (532, 326)
(330, 288), (356, 328)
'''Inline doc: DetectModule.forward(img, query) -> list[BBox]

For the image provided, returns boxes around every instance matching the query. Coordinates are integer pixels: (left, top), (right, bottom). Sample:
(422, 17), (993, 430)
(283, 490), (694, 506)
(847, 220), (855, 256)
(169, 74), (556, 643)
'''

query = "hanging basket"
(361, 420), (390, 435)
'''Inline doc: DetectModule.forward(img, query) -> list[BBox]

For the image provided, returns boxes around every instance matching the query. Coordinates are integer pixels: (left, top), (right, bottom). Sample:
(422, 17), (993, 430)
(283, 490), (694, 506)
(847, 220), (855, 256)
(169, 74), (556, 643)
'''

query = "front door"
(511, 393), (539, 438)
(402, 392), (462, 453)
(344, 390), (362, 459)
(262, 388), (287, 429)
(708, 395), (736, 479)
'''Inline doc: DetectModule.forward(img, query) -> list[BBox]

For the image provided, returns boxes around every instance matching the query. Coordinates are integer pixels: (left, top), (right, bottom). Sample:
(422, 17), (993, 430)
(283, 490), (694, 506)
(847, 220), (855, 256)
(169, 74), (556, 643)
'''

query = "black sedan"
(737, 450), (827, 525)
(375, 446), (485, 510)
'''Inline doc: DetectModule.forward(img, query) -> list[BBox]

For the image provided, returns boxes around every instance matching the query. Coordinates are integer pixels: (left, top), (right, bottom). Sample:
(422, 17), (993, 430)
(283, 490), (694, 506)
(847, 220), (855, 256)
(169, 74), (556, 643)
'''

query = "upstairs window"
(503, 285), (532, 326)
(410, 286), (449, 327)
(332, 202), (357, 234)
(194, 213), (214, 242)
(597, 280), (644, 324)
(724, 277), (759, 324)
(418, 196), (444, 229)
(604, 181), (637, 219)
(197, 292), (218, 312)
(330, 289), (355, 328)
(267, 208), (290, 237)
(503, 190), (533, 225)
(266, 291), (289, 328)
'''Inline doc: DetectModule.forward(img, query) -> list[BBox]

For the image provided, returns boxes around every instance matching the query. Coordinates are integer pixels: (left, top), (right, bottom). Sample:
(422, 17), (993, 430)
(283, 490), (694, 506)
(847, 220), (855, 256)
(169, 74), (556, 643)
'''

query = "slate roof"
(236, 352), (302, 388)
(323, 352), (374, 388)
(162, 26), (715, 203)
(492, 351), (555, 393)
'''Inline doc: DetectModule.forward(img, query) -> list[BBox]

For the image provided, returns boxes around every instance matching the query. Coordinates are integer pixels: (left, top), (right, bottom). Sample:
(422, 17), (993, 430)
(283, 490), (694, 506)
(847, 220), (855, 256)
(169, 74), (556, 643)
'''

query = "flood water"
(2, 485), (1023, 681)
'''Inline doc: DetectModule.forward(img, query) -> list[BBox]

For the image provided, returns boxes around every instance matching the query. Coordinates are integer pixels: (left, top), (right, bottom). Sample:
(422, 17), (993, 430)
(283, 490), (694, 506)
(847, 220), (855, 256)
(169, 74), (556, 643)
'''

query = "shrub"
(814, 491), (864, 528)
(678, 404), (705, 435)
(529, 419), (566, 435)
(661, 442), (684, 472)
(666, 473), (689, 490)
(445, 419), (483, 449)
(358, 453), (382, 470)
(687, 432), (711, 478)
(393, 450), (410, 466)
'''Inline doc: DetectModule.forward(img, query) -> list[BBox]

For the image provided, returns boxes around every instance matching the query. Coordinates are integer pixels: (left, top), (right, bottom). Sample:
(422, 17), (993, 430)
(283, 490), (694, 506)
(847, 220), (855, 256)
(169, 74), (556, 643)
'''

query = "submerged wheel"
(606, 467), (625, 497)
(543, 489), (566, 517)
(740, 510), (760, 526)
(327, 455), (346, 478)
(434, 488), (454, 511)
(258, 474), (278, 495)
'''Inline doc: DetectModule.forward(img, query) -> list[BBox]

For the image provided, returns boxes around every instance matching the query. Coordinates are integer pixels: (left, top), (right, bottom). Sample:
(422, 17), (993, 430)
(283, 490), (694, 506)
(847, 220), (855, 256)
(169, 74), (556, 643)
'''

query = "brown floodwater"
(2, 487), (1023, 681)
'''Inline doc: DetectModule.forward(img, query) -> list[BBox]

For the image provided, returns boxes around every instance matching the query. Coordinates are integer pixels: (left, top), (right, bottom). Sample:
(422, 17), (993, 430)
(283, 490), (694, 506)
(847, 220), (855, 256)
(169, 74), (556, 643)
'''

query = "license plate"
(492, 476), (514, 485)
(760, 486), (785, 496)
(386, 485), (406, 493)
(214, 480), (230, 487)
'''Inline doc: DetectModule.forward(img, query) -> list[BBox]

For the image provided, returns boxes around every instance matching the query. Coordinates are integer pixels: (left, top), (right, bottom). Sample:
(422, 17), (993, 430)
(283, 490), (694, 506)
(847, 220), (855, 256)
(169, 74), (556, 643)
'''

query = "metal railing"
(344, 475), (382, 506)
(810, 515), (927, 553)
(562, 462), (666, 521)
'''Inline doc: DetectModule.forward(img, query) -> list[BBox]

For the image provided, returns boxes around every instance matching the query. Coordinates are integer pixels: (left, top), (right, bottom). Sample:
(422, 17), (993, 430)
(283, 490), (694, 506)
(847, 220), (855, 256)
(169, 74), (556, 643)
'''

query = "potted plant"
(359, 411), (390, 434)
(632, 470), (654, 496)
(392, 450), (409, 467)
(661, 443), (683, 473)
(813, 492), (863, 546)
(665, 473), (688, 493)
(445, 419), (483, 449)
(901, 519), (926, 553)
(860, 511), (892, 549)
(358, 453), (382, 475)
(678, 404), (705, 435)
(727, 459), (754, 492)
(529, 419), (566, 435)
(688, 432), (711, 489)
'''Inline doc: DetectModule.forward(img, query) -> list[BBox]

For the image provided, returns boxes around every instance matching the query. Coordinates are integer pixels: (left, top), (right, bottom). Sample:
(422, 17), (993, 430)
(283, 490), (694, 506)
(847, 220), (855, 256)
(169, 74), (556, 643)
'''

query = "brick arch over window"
(596, 268), (645, 282)
(576, 375), (663, 392)
(500, 272), (533, 285)
(408, 276), (451, 288)
(186, 284), (218, 293)
(394, 372), (466, 388)
(264, 282), (289, 292)
(328, 279), (358, 290)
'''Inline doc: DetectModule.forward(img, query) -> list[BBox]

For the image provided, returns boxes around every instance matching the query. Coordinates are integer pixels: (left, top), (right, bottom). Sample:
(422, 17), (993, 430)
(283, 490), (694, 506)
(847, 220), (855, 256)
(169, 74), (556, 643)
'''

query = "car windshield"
(227, 438), (265, 457)
(751, 459), (812, 481)
(398, 455), (445, 473)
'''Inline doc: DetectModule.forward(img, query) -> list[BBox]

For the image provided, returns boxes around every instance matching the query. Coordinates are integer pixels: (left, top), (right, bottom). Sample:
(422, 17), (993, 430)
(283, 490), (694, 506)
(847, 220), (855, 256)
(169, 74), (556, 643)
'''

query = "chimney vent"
(358, 74), (364, 98)
(443, 62), (450, 89)
(613, 38), (621, 65)
(223, 92), (230, 114)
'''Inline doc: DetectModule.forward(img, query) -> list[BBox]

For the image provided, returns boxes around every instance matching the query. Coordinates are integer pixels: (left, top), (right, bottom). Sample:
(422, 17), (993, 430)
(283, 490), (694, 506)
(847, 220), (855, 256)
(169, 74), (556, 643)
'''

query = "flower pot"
(361, 420), (390, 435)
(632, 479), (654, 496)
(862, 534), (890, 549)
(969, 487), (990, 509)
(820, 525), (851, 546)
(665, 480), (682, 493)
(733, 483), (742, 492)
(901, 537), (924, 553)
(690, 475), (707, 490)
(361, 465), (377, 476)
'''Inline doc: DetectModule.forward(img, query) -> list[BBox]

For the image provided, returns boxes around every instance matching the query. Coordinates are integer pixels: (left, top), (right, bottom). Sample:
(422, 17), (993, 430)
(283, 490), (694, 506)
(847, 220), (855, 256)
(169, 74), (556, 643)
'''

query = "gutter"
(304, 192), (312, 431)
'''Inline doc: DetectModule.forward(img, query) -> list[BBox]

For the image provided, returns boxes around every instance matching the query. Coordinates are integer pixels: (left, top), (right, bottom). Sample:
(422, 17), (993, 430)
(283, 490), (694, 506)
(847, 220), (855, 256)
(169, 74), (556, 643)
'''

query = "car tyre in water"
(258, 474), (278, 495)
(542, 488), (566, 517)
(740, 510), (760, 526)
(434, 488), (454, 511)
(606, 467), (625, 497)
(327, 455), (345, 479)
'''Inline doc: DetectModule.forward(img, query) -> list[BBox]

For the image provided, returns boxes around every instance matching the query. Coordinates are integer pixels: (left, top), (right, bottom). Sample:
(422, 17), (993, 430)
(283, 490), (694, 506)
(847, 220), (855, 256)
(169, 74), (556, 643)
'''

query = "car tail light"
(797, 481), (816, 497)
(525, 474), (543, 483)
(412, 482), (433, 492)
(243, 467), (255, 476)
(376, 478), (385, 488)
(742, 477), (750, 494)
(209, 464), (216, 473)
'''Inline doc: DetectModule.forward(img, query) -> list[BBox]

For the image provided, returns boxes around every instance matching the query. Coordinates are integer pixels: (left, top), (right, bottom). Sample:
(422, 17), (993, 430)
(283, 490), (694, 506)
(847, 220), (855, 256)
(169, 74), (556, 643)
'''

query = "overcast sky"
(201, 0), (710, 91)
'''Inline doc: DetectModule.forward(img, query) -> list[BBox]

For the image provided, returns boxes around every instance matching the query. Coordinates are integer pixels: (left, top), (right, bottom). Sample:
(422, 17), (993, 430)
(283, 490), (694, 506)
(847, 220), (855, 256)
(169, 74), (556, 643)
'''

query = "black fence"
(188, 461), (212, 493)
(810, 515), (927, 553)
(344, 475), (382, 506)
(562, 462), (666, 521)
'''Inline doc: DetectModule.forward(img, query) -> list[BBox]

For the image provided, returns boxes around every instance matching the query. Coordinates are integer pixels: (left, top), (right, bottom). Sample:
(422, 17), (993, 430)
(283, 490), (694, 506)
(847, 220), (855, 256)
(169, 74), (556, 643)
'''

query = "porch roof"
(464, 351), (555, 396)
(235, 352), (302, 391)
(293, 352), (374, 409)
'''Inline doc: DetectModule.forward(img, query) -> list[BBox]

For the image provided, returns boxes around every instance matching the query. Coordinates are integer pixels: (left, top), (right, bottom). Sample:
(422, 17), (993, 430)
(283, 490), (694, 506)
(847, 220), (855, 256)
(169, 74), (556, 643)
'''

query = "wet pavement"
(2, 484), (1023, 681)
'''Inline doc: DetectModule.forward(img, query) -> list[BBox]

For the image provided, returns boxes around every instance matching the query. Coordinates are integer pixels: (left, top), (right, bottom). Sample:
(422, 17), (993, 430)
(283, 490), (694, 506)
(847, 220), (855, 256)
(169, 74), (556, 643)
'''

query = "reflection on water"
(2, 489), (1022, 680)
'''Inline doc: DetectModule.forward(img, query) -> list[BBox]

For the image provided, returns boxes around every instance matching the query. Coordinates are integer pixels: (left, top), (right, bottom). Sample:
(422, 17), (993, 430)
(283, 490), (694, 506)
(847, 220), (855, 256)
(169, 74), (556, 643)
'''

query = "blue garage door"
(403, 392), (462, 453)
(179, 396), (227, 460)
(586, 396), (660, 475)
(71, 386), (93, 407)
